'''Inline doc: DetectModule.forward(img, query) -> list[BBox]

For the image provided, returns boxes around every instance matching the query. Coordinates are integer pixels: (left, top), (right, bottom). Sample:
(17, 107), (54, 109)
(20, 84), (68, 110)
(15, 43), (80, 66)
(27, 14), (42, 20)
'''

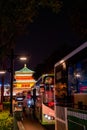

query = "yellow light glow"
(16, 84), (22, 88)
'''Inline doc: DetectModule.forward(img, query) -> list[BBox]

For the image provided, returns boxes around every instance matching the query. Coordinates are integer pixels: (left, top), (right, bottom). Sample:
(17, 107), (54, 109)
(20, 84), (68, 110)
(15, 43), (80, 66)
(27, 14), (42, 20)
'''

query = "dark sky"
(15, 7), (80, 70)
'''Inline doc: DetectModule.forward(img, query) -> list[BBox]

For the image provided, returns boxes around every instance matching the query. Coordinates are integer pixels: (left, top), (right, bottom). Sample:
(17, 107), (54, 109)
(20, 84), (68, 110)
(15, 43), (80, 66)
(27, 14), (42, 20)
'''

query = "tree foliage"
(0, 0), (62, 68)
(0, 0), (62, 70)
(0, 0), (62, 48)
(33, 0), (87, 80)
(63, 0), (87, 41)
(33, 43), (83, 80)
(33, 63), (45, 80)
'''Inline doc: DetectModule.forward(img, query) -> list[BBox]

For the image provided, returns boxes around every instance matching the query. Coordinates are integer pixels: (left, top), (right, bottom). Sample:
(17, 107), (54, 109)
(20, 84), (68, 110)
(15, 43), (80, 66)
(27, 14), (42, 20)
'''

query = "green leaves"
(0, 111), (13, 130)
(0, 0), (62, 62)
(0, 0), (62, 43)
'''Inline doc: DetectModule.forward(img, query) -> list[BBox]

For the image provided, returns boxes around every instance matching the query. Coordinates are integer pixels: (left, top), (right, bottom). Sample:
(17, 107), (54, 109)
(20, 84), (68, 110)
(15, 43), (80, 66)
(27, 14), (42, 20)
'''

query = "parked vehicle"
(54, 42), (87, 130)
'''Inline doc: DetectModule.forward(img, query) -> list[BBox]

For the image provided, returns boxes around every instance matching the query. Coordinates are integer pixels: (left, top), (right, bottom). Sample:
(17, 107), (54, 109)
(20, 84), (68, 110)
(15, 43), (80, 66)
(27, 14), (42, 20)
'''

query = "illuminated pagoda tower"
(13, 64), (36, 94)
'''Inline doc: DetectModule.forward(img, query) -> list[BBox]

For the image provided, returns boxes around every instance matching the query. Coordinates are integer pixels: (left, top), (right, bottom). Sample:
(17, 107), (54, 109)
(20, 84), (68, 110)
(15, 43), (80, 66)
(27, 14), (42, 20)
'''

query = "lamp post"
(10, 49), (14, 115)
(0, 73), (5, 111)
(9, 49), (28, 115)
(0, 63), (6, 110)
(0, 48), (28, 115)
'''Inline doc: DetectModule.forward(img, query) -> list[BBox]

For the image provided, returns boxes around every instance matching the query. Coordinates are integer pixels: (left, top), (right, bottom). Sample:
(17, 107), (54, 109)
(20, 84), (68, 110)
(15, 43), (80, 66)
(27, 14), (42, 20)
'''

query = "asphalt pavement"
(22, 114), (46, 130)
(22, 113), (55, 130)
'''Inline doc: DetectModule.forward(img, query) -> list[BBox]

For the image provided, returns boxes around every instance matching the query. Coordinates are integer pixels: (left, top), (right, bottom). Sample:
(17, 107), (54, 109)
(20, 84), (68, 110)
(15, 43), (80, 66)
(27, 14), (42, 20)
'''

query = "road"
(22, 114), (55, 130)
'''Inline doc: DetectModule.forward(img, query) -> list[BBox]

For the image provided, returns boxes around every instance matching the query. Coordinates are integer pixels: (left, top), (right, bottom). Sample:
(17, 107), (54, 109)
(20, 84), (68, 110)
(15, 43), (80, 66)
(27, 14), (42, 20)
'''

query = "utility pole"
(10, 49), (14, 115)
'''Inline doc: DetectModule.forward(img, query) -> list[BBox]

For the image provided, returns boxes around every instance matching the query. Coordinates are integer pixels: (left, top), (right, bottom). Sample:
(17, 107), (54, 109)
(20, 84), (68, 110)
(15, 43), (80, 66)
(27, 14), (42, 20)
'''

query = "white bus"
(54, 42), (87, 130)
(33, 74), (55, 125)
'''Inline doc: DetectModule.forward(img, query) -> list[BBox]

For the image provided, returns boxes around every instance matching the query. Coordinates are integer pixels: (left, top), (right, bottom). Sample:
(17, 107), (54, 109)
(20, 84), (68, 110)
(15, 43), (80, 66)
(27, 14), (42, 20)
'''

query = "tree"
(0, 0), (63, 72)
(0, 1), (62, 112)
(33, 43), (83, 80)
(33, 63), (45, 80)
(0, 0), (62, 49)
(63, 0), (87, 41)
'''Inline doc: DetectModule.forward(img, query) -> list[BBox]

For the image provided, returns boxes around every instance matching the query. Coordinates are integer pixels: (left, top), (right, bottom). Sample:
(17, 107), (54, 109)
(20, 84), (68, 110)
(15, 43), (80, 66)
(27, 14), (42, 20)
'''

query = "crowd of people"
(22, 91), (35, 117)
(14, 90), (36, 120)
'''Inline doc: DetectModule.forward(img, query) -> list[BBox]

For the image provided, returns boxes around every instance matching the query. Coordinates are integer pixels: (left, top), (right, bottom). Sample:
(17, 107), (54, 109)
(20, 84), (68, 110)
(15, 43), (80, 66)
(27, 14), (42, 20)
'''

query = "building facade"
(13, 64), (36, 95)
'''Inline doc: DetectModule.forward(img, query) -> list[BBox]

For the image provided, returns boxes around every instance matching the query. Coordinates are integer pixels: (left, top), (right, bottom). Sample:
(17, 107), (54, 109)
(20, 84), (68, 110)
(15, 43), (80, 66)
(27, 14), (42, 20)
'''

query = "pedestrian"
(23, 96), (27, 117)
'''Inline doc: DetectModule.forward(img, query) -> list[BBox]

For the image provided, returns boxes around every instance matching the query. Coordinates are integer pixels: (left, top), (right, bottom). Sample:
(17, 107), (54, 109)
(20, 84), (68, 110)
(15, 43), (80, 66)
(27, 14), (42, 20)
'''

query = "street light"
(19, 57), (27, 61)
(10, 49), (29, 115)
(0, 71), (6, 74)
(10, 49), (14, 115)
(0, 48), (28, 115)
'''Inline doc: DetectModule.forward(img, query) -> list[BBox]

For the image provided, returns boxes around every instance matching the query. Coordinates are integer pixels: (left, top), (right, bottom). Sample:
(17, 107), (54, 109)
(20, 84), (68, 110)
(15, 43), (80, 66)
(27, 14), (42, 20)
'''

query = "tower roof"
(15, 64), (34, 74)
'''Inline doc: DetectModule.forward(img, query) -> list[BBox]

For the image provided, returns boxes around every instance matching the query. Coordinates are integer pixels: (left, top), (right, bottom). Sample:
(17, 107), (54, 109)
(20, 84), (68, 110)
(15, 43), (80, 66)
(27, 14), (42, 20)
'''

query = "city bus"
(54, 42), (87, 130)
(33, 74), (55, 125)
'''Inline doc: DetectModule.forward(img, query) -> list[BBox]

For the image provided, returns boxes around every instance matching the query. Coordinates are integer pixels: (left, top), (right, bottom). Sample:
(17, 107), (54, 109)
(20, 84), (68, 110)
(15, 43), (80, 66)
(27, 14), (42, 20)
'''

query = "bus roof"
(38, 73), (54, 81)
(54, 42), (87, 67)
(34, 73), (54, 87)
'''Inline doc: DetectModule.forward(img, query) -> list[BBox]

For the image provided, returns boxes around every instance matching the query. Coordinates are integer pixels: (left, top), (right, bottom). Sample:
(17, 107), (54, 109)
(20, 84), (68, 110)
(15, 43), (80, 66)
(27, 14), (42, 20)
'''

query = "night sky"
(15, 6), (80, 70)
